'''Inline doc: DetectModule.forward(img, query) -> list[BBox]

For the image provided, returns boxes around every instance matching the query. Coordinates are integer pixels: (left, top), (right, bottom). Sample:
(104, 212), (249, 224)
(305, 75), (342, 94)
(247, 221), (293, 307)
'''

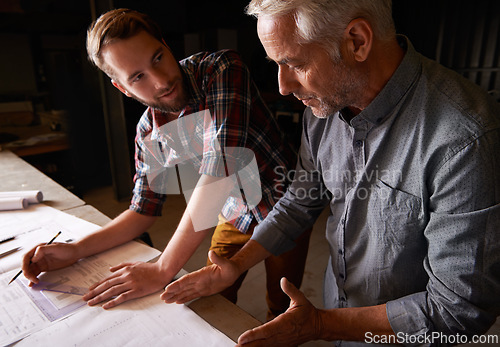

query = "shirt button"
(340, 296), (346, 302)
(338, 249), (343, 255)
(339, 273), (345, 279)
(355, 140), (363, 147)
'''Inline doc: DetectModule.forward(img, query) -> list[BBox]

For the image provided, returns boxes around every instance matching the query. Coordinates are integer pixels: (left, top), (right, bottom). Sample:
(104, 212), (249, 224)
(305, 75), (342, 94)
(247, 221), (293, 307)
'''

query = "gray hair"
(246, 0), (396, 60)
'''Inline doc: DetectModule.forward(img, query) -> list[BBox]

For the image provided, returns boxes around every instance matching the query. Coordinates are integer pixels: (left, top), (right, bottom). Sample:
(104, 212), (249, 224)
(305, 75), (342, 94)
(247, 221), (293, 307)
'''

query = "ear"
(344, 18), (373, 62)
(111, 80), (131, 97)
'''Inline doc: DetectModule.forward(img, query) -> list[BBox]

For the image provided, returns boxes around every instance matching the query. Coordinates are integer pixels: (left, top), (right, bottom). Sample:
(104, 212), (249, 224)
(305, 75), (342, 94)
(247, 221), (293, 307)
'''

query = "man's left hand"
(83, 261), (167, 309)
(237, 277), (322, 346)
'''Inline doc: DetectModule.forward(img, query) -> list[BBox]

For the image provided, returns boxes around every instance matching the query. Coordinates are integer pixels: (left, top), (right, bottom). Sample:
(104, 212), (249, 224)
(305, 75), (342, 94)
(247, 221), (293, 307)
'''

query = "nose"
(278, 65), (298, 96)
(151, 69), (168, 90)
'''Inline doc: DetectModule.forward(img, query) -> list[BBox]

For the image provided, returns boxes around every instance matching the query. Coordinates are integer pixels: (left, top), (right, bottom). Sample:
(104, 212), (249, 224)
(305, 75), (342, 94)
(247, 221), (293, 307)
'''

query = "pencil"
(0, 236), (15, 244)
(0, 247), (21, 259)
(8, 231), (62, 285)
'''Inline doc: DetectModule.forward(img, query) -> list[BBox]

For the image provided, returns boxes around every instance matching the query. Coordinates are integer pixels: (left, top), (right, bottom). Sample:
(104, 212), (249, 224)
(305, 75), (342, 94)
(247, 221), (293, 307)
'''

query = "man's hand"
(83, 261), (168, 309)
(237, 277), (322, 346)
(23, 243), (80, 284)
(161, 250), (240, 304)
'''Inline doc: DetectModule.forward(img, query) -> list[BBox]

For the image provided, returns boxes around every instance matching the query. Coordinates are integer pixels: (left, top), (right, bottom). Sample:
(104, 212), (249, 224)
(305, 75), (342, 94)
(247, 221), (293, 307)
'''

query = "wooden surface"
(0, 150), (84, 210)
(189, 294), (261, 343)
(1, 149), (261, 343)
(64, 204), (113, 227)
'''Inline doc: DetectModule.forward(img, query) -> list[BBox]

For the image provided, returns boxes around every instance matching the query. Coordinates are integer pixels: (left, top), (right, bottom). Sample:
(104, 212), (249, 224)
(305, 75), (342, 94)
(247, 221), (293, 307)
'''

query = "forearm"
(318, 304), (394, 342)
(230, 239), (272, 275)
(156, 211), (212, 280)
(156, 173), (233, 279)
(74, 209), (157, 259)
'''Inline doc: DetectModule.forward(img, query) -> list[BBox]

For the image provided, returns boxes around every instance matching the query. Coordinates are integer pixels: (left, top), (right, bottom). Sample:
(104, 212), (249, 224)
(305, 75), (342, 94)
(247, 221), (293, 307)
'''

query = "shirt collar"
(340, 35), (422, 126)
(179, 62), (204, 112)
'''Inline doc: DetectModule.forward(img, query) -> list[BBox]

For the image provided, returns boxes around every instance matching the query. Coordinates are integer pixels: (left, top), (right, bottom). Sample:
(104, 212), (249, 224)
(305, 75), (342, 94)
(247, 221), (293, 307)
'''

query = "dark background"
(0, 0), (498, 199)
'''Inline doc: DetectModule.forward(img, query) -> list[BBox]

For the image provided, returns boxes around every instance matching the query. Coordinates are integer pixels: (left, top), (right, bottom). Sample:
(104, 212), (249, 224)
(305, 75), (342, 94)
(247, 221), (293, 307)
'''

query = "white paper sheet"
(0, 237), (161, 346)
(0, 204), (101, 274)
(16, 291), (235, 347)
(0, 270), (51, 343)
(0, 205), (162, 346)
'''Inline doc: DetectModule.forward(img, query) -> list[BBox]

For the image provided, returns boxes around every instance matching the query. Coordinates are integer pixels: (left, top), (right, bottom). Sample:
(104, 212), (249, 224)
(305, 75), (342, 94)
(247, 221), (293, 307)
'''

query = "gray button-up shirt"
(252, 37), (500, 345)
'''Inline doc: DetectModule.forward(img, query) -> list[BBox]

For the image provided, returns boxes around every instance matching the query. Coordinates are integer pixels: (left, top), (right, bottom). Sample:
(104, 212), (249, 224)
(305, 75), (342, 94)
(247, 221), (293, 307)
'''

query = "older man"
(163, 0), (500, 345)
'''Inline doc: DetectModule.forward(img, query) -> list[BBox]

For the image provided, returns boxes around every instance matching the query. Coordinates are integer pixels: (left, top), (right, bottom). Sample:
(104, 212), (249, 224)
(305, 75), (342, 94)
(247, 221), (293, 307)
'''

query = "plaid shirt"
(130, 50), (296, 233)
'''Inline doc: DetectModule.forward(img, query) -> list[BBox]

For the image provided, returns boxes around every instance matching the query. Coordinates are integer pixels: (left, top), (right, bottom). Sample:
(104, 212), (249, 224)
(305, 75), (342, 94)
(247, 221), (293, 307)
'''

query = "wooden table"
(0, 150), (84, 210)
(0, 149), (260, 343)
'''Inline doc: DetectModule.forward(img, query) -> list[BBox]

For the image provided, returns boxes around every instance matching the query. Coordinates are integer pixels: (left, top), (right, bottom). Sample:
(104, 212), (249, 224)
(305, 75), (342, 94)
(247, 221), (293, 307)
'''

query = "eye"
(290, 64), (305, 71)
(154, 53), (163, 64)
(132, 73), (144, 83)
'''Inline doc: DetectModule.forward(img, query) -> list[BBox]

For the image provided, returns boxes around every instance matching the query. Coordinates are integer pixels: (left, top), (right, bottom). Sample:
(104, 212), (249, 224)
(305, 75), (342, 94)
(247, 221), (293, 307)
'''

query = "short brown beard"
(131, 76), (189, 114)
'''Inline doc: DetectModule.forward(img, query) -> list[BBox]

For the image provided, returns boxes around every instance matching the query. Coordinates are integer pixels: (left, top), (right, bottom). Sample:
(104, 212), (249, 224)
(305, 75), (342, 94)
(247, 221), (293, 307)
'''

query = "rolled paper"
(0, 190), (43, 204)
(0, 197), (28, 211)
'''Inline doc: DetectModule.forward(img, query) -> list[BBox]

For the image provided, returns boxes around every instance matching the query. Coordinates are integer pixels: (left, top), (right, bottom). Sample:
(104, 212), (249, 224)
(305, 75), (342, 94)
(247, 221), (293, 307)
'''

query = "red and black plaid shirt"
(131, 50), (296, 232)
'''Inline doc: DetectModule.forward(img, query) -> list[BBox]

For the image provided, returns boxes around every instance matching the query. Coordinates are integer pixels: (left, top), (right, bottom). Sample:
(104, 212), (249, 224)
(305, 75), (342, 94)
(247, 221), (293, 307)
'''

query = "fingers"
(161, 274), (200, 304)
(238, 327), (260, 345)
(87, 270), (122, 291)
(162, 272), (213, 304)
(101, 292), (133, 309)
(161, 279), (181, 300)
(162, 290), (195, 304)
(280, 277), (307, 306)
(84, 265), (133, 304)
(237, 320), (280, 346)
(237, 278), (317, 346)
(84, 275), (130, 308)
(237, 309), (302, 347)
(22, 245), (44, 283)
(162, 253), (241, 304)
(109, 262), (133, 273)
(31, 244), (50, 263)
(84, 262), (165, 309)
(280, 277), (298, 299)
(236, 337), (267, 347)
(22, 243), (78, 283)
(87, 286), (132, 310)
(88, 289), (132, 310)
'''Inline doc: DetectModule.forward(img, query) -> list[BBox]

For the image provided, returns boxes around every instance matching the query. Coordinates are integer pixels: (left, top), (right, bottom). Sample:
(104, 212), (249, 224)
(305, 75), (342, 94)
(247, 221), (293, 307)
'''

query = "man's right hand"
(22, 243), (80, 284)
(161, 250), (241, 304)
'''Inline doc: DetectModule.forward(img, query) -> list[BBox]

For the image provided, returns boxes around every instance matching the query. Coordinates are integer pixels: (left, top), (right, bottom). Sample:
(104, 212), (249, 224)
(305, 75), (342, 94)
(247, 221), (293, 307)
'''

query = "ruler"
(31, 281), (88, 296)
(17, 278), (87, 322)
